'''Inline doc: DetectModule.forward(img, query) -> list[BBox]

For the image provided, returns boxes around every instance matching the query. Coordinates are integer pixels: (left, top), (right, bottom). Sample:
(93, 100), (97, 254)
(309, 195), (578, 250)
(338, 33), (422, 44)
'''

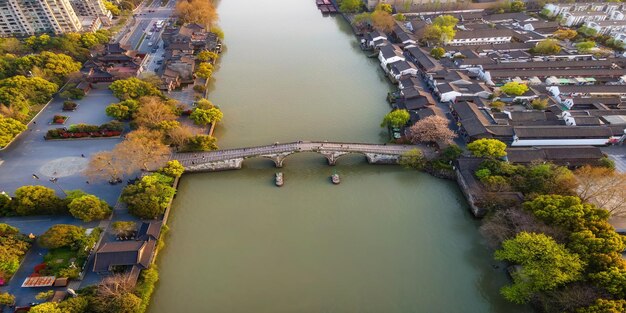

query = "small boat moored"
(331, 173), (340, 185)
(275, 172), (284, 187)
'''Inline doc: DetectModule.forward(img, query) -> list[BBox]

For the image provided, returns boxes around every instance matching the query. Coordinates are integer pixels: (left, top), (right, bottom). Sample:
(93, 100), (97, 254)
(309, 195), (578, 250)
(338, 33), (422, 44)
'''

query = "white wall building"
(71, 0), (111, 24)
(584, 20), (626, 35)
(446, 29), (512, 46)
(0, 0), (83, 36)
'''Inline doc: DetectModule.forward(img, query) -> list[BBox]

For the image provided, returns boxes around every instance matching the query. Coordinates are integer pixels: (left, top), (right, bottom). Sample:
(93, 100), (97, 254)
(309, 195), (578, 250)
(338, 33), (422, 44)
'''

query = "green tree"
(35, 290), (54, 301)
(339, 0), (362, 12)
(510, 0), (525, 12)
(531, 39), (562, 55)
(553, 29), (577, 40)
(38, 224), (86, 249)
(375, 3), (392, 13)
(531, 98), (548, 110)
(0, 117), (27, 148)
(0, 38), (24, 54)
(590, 267), (626, 298)
(111, 221), (136, 236)
(11, 185), (64, 216)
(0, 76), (58, 110)
(109, 77), (161, 100)
(194, 62), (213, 79)
(0, 292), (15, 306)
(399, 149), (427, 170)
(184, 135), (218, 152)
(500, 81), (529, 96)
(68, 195), (112, 222)
(371, 10), (395, 32)
(195, 98), (213, 109)
(122, 174), (176, 219)
(103, 0), (121, 15)
(381, 109), (410, 128)
(523, 195), (608, 231)
(189, 107), (223, 126)
(159, 160), (185, 178)
(197, 50), (218, 62)
(105, 99), (139, 120)
(467, 139), (507, 158)
(577, 299), (626, 313)
(576, 41), (595, 53)
(29, 302), (62, 313)
(430, 47), (445, 60)
(495, 232), (584, 304)
(110, 292), (142, 313)
(58, 296), (89, 313)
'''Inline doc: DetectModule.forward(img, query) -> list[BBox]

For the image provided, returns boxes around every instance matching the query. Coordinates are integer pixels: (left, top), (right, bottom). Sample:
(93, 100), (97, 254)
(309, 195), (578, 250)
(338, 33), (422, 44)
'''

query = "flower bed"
(45, 121), (124, 140)
(52, 115), (68, 124)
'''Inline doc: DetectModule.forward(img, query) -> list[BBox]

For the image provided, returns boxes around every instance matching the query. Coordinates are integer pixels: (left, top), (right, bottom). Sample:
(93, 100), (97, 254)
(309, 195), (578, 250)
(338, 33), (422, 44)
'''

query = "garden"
(51, 115), (68, 125)
(45, 121), (124, 139)
(36, 225), (102, 279)
(0, 223), (32, 285)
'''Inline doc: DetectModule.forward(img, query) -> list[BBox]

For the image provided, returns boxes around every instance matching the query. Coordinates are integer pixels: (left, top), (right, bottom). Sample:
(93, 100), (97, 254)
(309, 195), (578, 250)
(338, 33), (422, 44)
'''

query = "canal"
(149, 0), (530, 312)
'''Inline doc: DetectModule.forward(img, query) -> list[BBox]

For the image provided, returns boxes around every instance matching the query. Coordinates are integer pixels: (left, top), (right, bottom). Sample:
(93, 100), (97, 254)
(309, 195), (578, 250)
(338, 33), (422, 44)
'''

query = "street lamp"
(32, 174), (68, 197)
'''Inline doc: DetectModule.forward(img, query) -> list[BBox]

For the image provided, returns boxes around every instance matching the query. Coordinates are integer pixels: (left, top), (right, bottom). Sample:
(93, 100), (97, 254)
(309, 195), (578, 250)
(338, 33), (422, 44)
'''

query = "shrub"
(158, 160), (184, 178)
(68, 195), (111, 222)
(11, 185), (65, 216)
(135, 267), (159, 313)
(38, 224), (86, 250)
(122, 174), (175, 219)
(193, 85), (206, 93)
(63, 101), (77, 111)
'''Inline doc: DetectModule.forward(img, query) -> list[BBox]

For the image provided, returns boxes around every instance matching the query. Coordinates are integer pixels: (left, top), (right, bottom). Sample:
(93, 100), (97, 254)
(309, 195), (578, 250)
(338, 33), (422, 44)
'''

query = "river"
(149, 1), (530, 312)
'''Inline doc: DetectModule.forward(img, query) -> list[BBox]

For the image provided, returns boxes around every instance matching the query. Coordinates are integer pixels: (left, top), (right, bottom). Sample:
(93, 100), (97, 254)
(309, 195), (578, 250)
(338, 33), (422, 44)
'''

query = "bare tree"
(98, 273), (135, 298)
(134, 96), (177, 129)
(84, 151), (133, 182)
(575, 165), (626, 216)
(167, 124), (195, 149)
(407, 116), (456, 145)
(479, 207), (567, 248)
(114, 128), (170, 171)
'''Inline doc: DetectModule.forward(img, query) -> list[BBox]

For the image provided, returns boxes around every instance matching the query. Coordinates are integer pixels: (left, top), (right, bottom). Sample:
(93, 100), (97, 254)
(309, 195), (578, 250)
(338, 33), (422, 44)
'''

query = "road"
(122, 0), (176, 53)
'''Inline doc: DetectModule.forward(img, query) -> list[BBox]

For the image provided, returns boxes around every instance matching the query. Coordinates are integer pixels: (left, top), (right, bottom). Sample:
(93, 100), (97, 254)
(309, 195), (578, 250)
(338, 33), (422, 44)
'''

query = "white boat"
(331, 173), (340, 185)
(275, 172), (284, 187)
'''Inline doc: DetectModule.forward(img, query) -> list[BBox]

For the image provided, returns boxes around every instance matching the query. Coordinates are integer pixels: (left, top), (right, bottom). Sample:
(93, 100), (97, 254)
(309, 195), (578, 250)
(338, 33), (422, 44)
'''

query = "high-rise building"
(71, 0), (111, 24)
(0, 0), (83, 36)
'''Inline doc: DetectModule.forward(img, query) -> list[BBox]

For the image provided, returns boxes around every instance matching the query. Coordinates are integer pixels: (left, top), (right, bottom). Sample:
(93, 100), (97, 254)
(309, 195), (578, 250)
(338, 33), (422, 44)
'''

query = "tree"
(352, 12), (372, 28)
(84, 150), (133, 182)
(523, 195), (608, 232)
(375, 3), (392, 13)
(109, 77), (161, 100)
(531, 98), (549, 110)
(175, 0), (218, 26)
(167, 124), (195, 149)
(407, 115), (456, 145)
(38, 224), (85, 249)
(113, 128), (170, 171)
(395, 13), (406, 22)
(467, 139), (507, 158)
(371, 10), (395, 32)
(576, 41), (595, 53)
(0, 117), (27, 148)
(553, 29), (578, 40)
(399, 149), (427, 170)
(29, 302), (62, 313)
(58, 296), (89, 313)
(0, 38), (24, 54)
(339, 0), (362, 13)
(105, 99), (139, 120)
(159, 160), (185, 178)
(197, 50), (218, 62)
(590, 267), (626, 299)
(68, 195), (112, 222)
(110, 292), (142, 313)
(134, 97), (177, 129)
(510, 0), (525, 12)
(577, 299), (626, 313)
(189, 107), (223, 126)
(381, 109), (410, 128)
(122, 174), (176, 219)
(35, 290), (54, 301)
(195, 98), (213, 109)
(575, 166), (626, 216)
(490, 100), (505, 109)
(495, 232), (584, 304)
(111, 221), (136, 236)
(0, 292), (15, 306)
(103, 0), (121, 15)
(11, 185), (64, 216)
(194, 62), (213, 79)
(184, 135), (218, 152)
(430, 47), (445, 60)
(532, 39), (562, 55)
(0, 75), (58, 109)
(500, 82), (529, 96)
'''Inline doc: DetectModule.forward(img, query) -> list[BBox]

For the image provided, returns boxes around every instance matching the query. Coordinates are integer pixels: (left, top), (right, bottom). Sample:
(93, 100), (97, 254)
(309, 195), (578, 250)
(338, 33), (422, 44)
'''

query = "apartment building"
(71, 0), (111, 24)
(0, 0), (83, 36)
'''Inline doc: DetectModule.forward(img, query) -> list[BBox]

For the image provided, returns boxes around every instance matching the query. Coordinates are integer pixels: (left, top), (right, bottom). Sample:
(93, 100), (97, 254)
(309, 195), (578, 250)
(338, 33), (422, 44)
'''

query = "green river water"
(149, 1), (531, 312)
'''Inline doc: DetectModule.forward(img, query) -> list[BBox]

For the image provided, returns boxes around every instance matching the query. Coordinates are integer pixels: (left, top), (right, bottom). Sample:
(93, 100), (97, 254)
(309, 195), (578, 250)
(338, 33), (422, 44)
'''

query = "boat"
(331, 173), (340, 185)
(275, 172), (284, 187)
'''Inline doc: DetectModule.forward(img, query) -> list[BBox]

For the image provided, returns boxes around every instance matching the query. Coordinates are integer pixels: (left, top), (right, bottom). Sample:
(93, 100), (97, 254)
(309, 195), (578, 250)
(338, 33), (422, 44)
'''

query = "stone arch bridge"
(173, 141), (416, 172)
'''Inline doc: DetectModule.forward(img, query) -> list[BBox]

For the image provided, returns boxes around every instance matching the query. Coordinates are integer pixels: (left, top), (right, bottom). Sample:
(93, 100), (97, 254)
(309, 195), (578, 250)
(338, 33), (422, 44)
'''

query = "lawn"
(43, 247), (85, 278)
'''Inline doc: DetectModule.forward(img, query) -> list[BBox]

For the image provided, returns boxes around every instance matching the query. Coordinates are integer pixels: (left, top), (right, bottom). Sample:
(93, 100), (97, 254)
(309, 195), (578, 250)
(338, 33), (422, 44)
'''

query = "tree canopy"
(499, 82), (529, 96)
(576, 41), (595, 53)
(381, 109), (410, 128)
(109, 77), (161, 100)
(175, 0), (218, 27)
(38, 224), (86, 250)
(190, 107), (223, 126)
(105, 99), (139, 120)
(467, 138), (507, 158)
(339, 0), (362, 13)
(0, 117), (27, 148)
(122, 173), (176, 219)
(430, 47), (445, 60)
(68, 195), (112, 222)
(495, 232), (584, 304)
(159, 160), (185, 178)
(11, 185), (64, 216)
(531, 39), (562, 55)
(407, 115), (456, 145)
(195, 62), (214, 79)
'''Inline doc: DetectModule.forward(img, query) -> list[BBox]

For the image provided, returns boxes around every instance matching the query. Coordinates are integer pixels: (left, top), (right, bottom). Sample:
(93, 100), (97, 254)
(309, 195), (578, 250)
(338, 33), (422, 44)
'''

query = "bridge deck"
(173, 141), (415, 167)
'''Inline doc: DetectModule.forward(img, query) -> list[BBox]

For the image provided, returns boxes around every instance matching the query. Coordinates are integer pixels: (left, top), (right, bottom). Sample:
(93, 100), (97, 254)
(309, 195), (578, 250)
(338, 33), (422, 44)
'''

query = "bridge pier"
(319, 151), (350, 166)
(365, 153), (401, 164)
(260, 152), (294, 168)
